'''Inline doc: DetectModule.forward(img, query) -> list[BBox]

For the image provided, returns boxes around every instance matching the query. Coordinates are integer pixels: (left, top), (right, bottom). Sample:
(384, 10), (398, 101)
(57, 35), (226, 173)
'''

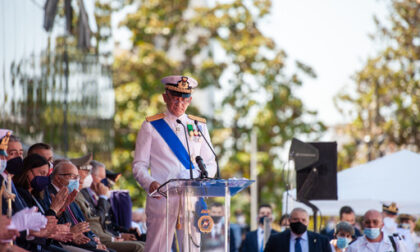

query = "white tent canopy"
(282, 150), (420, 216)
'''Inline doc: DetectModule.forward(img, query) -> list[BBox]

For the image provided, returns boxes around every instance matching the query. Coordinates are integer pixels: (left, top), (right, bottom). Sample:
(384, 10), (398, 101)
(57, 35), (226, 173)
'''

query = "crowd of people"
(0, 130), (145, 252)
(2, 74), (420, 252)
(231, 203), (420, 252)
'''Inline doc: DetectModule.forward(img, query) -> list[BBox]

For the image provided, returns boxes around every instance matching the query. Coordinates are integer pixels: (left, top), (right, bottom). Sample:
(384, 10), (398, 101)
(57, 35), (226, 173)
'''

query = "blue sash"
(151, 118), (194, 170)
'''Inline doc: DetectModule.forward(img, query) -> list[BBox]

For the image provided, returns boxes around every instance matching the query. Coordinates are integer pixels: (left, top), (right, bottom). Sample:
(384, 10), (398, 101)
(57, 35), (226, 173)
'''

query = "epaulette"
(146, 113), (165, 122)
(188, 114), (206, 123)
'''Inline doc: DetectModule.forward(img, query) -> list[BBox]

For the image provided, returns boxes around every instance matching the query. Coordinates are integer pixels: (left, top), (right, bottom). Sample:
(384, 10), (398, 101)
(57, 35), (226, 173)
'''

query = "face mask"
(336, 237), (351, 249)
(6, 157), (24, 175)
(67, 178), (80, 193)
(401, 223), (410, 230)
(237, 215), (246, 225)
(280, 226), (288, 232)
(82, 174), (93, 188)
(290, 221), (307, 235)
(0, 160), (7, 173)
(100, 178), (109, 187)
(212, 216), (222, 224)
(364, 228), (381, 239)
(30, 176), (50, 192)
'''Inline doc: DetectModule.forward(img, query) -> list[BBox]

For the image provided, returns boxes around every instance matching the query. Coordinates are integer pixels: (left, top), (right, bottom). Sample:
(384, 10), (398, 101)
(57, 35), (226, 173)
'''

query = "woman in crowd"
(13, 154), (73, 251)
(13, 154), (68, 217)
(330, 221), (355, 252)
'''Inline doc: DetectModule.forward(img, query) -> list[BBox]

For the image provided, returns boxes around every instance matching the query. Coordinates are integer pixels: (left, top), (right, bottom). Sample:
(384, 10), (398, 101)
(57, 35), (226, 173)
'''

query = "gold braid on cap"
(383, 202), (398, 214)
(0, 132), (11, 152)
(165, 76), (192, 94)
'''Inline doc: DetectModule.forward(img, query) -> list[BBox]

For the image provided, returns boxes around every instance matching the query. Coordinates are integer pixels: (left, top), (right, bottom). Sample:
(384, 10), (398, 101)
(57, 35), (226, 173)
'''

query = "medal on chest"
(187, 124), (202, 142)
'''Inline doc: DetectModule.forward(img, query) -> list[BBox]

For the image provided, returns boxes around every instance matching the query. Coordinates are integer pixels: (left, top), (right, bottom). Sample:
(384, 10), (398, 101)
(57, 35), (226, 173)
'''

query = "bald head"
(363, 209), (384, 229)
(51, 160), (79, 189)
(290, 208), (309, 226)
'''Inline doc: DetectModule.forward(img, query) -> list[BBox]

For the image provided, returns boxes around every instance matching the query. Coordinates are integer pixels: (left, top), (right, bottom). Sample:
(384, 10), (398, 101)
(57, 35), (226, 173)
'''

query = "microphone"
(194, 120), (220, 179)
(176, 119), (193, 179)
(195, 156), (208, 179)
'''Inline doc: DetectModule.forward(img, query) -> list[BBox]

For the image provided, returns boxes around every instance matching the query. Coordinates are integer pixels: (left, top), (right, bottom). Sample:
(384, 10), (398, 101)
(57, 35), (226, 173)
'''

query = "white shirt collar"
(1, 171), (7, 180)
(52, 182), (61, 192)
(164, 110), (186, 122)
(291, 230), (308, 241)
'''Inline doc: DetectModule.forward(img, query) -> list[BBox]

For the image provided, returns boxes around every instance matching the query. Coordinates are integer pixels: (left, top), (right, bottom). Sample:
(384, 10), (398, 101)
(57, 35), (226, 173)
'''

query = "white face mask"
(401, 223), (411, 230)
(236, 215), (246, 225)
(82, 174), (93, 188)
(0, 159), (7, 173)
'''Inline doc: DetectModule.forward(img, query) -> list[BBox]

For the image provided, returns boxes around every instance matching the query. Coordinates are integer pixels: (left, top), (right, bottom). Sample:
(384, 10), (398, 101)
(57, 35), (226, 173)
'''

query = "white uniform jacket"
(132, 110), (217, 192)
(347, 234), (408, 252)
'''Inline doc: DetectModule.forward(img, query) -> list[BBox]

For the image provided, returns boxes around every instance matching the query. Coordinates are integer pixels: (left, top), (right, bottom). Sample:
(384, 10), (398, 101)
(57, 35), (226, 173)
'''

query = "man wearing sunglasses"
(132, 75), (217, 252)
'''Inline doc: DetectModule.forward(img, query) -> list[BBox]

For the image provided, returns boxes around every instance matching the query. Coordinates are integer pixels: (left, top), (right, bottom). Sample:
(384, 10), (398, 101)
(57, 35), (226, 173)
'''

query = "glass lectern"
(156, 178), (254, 252)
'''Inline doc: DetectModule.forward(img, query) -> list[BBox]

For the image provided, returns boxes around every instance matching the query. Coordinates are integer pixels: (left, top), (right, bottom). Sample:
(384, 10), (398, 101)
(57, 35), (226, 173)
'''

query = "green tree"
(113, 0), (325, 212)
(335, 0), (420, 168)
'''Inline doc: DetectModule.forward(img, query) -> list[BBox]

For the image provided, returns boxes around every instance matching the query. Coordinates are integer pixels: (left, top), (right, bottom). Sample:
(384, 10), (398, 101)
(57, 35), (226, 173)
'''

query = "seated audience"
(80, 160), (144, 247)
(131, 208), (147, 241)
(44, 160), (109, 251)
(73, 155), (144, 252)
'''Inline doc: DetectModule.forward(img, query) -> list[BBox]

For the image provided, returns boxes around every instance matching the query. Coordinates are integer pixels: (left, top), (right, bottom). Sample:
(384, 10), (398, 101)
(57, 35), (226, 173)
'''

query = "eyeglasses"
(58, 173), (80, 180)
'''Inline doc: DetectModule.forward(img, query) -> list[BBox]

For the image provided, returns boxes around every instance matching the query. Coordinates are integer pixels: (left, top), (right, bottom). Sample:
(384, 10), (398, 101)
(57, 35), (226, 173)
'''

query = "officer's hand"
(96, 182), (109, 197)
(149, 181), (161, 199)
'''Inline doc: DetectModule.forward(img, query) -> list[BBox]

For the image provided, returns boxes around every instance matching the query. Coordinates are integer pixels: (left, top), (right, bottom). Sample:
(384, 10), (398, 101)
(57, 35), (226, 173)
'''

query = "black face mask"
(6, 157), (24, 175)
(30, 176), (50, 192)
(100, 178), (110, 187)
(259, 216), (272, 225)
(212, 216), (222, 223)
(290, 221), (307, 235)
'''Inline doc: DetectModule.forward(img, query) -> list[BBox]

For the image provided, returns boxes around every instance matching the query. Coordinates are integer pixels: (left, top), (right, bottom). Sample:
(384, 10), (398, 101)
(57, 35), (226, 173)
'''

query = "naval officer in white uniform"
(132, 75), (217, 252)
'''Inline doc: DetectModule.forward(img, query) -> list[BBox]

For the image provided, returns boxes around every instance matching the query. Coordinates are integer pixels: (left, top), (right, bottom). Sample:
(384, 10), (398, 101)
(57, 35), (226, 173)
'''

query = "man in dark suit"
(82, 160), (142, 243)
(325, 206), (362, 240)
(71, 155), (112, 228)
(44, 160), (110, 252)
(241, 204), (278, 252)
(264, 208), (331, 252)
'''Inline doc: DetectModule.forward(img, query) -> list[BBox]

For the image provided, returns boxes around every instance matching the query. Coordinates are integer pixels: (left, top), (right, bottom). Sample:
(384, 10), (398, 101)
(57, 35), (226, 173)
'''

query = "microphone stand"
(194, 120), (220, 179)
(176, 119), (193, 179)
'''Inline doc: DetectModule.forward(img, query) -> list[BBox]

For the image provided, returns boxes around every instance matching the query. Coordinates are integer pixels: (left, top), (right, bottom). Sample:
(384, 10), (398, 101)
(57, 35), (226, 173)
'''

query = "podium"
(156, 178), (254, 252)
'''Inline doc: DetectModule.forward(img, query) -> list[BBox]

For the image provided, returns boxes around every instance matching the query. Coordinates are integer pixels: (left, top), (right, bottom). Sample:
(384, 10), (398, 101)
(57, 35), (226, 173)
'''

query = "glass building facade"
(0, 0), (115, 160)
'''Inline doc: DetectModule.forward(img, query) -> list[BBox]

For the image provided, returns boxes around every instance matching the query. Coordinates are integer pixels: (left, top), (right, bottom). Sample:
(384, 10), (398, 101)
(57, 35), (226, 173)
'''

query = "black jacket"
(264, 229), (332, 252)
(240, 228), (278, 252)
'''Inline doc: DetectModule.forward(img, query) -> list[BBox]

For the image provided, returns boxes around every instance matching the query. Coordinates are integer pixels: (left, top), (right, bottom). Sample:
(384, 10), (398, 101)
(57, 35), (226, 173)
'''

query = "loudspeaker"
(296, 142), (337, 201)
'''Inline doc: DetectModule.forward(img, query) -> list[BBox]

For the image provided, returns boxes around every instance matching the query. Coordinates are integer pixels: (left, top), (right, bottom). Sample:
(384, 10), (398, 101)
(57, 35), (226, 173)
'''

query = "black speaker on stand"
(289, 138), (338, 232)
